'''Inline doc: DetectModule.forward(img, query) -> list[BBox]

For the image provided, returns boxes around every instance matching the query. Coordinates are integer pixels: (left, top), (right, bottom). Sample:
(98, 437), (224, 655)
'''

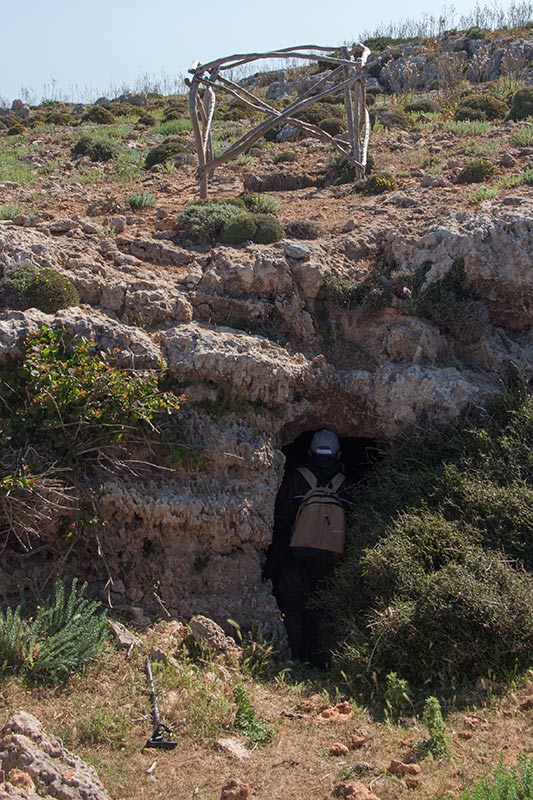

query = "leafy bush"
(0, 203), (21, 220)
(404, 99), (441, 113)
(73, 136), (118, 163)
(455, 106), (488, 122)
(320, 117), (346, 135)
(0, 578), (107, 681)
(384, 671), (412, 720)
(127, 191), (157, 210)
(454, 94), (508, 121)
(7, 124), (25, 136)
(239, 192), (281, 214)
(465, 25), (489, 38)
(220, 213), (284, 245)
(457, 157), (495, 184)
(137, 113), (156, 127)
(45, 111), (74, 126)
(233, 684), (275, 745)
(412, 258), (488, 341)
(145, 136), (187, 168)
(458, 755), (533, 800)
(365, 172), (397, 193)
(422, 696), (449, 757)
(0, 327), (181, 462)
(329, 370), (533, 692)
(81, 106), (116, 124)
(376, 106), (412, 130)
(0, 265), (80, 314)
(178, 199), (243, 243)
(273, 150), (297, 164)
(508, 87), (533, 121)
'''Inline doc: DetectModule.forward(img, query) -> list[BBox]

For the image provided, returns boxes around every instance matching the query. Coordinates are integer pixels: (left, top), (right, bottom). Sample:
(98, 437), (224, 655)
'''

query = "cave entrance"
(281, 431), (381, 487)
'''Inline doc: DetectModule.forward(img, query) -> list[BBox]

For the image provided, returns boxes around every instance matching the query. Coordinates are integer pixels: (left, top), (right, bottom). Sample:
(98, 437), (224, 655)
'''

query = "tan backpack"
(289, 467), (346, 555)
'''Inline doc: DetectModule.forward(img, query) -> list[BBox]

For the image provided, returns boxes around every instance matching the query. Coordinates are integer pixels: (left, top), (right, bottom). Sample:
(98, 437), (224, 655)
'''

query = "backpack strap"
(296, 467), (318, 489)
(329, 473), (345, 492)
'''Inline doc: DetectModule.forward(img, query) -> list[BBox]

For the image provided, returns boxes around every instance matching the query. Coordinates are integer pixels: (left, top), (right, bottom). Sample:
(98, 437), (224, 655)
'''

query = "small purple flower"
(402, 286), (412, 296)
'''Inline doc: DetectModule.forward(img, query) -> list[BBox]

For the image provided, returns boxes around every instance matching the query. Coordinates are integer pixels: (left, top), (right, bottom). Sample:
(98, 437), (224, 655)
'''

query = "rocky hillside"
(1, 28), (533, 630)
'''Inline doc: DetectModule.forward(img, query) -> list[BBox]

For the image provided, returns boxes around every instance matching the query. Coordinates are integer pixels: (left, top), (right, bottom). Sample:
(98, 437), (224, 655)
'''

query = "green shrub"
(412, 259), (488, 341)
(511, 125), (533, 147)
(127, 191), (157, 210)
(329, 369), (533, 692)
(458, 755), (533, 800)
(508, 87), (533, 121)
(455, 94), (508, 121)
(178, 198), (243, 243)
(422, 696), (449, 757)
(220, 212), (284, 245)
(233, 684), (275, 745)
(465, 25), (489, 38)
(137, 113), (156, 127)
(404, 99), (441, 113)
(1, 265), (79, 314)
(365, 172), (397, 193)
(0, 326), (181, 461)
(0, 203), (22, 220)
(320, 117), (346, 135)
(81, 106), (116, 124)
(73, 136), (118, 163)
(0, 578), (107, 682)
(273, 150), (297, 164)
(457, 157), (495, 184)
(384, 672), (412, 720)
(239, 192), (281, 214)
(45, 111), (74, 126)
(376, 106), (412, 130)
(145, 136), (187, 168)
(219, 212), (257, 244)
(7, 124), (25, 136)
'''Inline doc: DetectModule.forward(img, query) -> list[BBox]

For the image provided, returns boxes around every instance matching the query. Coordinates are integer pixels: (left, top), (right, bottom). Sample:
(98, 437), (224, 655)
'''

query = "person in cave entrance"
(262, 429), (350, 669)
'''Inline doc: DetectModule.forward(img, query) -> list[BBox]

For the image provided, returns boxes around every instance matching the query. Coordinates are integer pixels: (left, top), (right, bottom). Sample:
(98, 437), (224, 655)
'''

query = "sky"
(0, 0), (518, 104)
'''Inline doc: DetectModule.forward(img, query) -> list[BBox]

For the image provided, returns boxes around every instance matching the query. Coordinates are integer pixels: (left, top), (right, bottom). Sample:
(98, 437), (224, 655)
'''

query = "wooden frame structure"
(187, 44), (371, 198)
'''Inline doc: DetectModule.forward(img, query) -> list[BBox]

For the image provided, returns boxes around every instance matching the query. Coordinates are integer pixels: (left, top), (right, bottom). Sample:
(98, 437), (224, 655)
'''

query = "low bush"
(329, 366), (533, 693)
(0, 265), (80, 314)
(239, 192), (281, 214)
(458, 755), (533, 800)
(508, 87), (533, 120)
(45, 111), (74, 126)
(220, 212), (284, 245)
(137, 113), (156, 127)
(127, 191), (157, 210)
(178, 198), (243, 243)
(320, 117), (346, 135)
(375, 106), (412, 130)
(457, 157), (495, 183)
(7, 124), (25, 136)
(81, 106), (116, 124)
(0, 578), (107, 681)
(404, 99), (441, 113)
(145, 136), (187, 168)
(73, 136), (118, 163)
(412, 258), (488, 341)
(273, 150), (297, 164)
(365, 172), (397, 193)
(233, 684), (275, 745)
(454, 94), (508, 121)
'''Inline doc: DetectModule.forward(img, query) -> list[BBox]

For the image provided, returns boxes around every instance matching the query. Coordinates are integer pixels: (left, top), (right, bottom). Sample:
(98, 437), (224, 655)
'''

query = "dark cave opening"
(281, 430), (382, 487)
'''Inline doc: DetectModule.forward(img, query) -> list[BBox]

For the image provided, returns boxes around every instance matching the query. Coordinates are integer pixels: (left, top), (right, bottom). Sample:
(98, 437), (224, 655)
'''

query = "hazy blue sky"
(0, 0), (515, 103)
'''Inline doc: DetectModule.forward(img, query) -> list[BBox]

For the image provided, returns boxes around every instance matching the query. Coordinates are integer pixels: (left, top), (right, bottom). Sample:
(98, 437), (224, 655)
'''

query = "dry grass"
(1, 629), (532, 800)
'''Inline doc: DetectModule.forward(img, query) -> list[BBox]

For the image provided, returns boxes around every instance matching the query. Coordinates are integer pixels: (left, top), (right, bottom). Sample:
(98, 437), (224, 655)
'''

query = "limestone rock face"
(0, 712), (110, 800)
(0, 200), (532, 630)
(387, 206), (533, 332)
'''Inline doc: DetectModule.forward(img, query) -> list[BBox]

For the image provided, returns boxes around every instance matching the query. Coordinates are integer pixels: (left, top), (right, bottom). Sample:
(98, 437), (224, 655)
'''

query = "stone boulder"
(0, 712), (109, 799)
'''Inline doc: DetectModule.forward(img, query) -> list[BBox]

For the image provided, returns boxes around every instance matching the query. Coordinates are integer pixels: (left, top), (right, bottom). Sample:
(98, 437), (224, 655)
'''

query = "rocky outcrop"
(0, 712), (109, 800)
(1, 198), (532, 630)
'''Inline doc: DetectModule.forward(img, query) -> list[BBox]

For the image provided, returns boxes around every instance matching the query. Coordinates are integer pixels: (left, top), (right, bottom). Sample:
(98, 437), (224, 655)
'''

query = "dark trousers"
(273, 556), (335, 668)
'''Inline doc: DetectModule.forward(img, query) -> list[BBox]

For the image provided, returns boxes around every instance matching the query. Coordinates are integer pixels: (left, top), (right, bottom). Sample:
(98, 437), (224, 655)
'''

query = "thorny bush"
(328, 364), (533, 695)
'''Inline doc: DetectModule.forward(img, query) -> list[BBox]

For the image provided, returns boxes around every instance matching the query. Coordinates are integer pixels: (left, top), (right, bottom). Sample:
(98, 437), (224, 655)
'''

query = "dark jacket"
(263, 454), (349, 582)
